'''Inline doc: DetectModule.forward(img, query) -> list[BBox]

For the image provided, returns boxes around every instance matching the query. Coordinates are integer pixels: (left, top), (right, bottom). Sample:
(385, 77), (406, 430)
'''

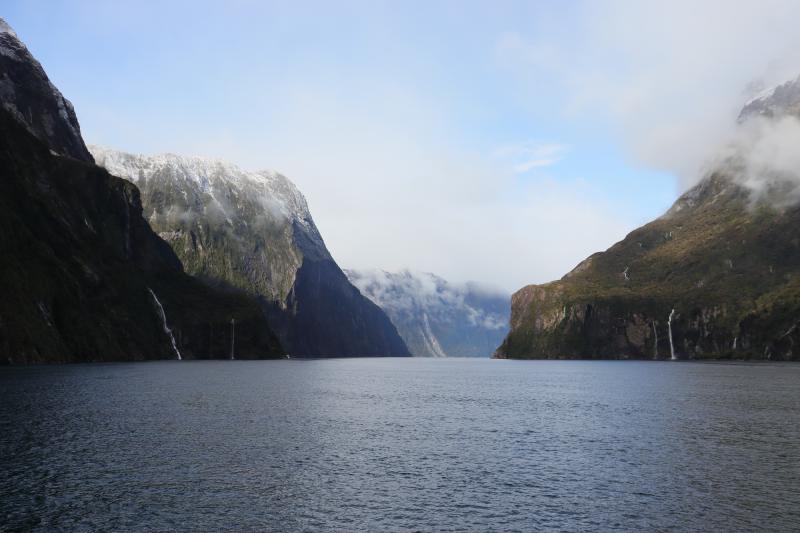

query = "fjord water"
(1, 360), (798, 531)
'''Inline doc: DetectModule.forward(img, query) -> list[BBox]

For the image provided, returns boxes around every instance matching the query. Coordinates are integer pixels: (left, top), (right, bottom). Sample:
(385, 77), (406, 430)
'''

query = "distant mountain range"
(90, 148), (409, 357)
(496, 77), (800, 361)
(346, 269), (508, 357)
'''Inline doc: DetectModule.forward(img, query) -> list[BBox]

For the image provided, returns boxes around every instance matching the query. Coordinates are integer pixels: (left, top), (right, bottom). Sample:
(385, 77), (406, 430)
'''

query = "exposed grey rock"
(0, 18), (92, 161)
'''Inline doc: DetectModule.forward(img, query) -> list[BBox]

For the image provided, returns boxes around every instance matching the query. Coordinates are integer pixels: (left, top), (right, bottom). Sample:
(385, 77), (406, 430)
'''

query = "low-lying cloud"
(716, 114), (800, 204)
(347, 269), (508, 331)
(245, 82), (632, 292)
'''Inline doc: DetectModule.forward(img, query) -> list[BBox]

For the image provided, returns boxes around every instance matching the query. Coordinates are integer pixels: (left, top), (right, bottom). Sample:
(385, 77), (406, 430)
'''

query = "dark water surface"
(1, 359), (799, 531)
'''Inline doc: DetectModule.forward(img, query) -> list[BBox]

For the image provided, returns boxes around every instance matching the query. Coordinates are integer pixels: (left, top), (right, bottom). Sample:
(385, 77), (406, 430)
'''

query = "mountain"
(89, 148), (410, 357)
(496, 78), (800, 361)
(346, 269), (509, 357)
(739, 76), (800, 121)
(0, 19), (92, 162)
(0, 18), (283, 363)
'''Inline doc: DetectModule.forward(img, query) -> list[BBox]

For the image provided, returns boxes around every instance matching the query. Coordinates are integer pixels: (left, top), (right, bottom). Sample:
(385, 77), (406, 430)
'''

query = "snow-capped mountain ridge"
(739, 74), (800, 121)
(743, 83), (782, 108)
(90, 146), (317, 236)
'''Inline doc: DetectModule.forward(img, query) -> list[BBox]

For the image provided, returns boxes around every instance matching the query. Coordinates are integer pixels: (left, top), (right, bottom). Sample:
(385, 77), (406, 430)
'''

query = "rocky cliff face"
(497, 81), (800, 361)
(90, 148), (410, 357)
(346, 269), (509, 357)
(0, 20), (92, 162)
(0, 19), (283, 363)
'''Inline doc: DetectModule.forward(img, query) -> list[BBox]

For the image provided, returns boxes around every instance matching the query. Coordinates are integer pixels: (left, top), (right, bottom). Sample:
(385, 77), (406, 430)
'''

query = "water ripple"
(1, 359), (799, 531)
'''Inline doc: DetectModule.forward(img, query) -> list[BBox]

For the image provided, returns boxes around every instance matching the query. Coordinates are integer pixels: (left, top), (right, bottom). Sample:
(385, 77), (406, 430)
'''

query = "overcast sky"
(6, 0), (800, 292)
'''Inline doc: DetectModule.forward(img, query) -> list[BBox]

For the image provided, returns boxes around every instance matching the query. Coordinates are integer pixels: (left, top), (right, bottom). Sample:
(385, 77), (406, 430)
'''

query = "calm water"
(1, 359), (799, 531)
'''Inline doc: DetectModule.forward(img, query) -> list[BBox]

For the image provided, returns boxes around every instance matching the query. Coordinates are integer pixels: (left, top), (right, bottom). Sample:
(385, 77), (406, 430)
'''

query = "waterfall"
(652, 321), (659, 359)
(230, 318), (235, 360)
(732, 336), (738, 351)
(668, 308), (677, 361)
(422, 312), (447, 358)
(147, 288), (182, 360)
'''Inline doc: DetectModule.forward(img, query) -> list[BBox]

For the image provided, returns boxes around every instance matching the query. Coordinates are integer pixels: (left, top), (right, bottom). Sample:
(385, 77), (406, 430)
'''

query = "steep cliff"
(497, 80), (800, 361)
(0, 18), (283, 363)
(0, 19), (92, 162)
(90, 148), (410, 357)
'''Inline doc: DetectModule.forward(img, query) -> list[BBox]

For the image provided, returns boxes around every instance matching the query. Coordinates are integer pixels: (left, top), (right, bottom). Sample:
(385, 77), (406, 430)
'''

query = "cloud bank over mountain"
(347, 269), (509, 357)
(495, 0), (800, 189)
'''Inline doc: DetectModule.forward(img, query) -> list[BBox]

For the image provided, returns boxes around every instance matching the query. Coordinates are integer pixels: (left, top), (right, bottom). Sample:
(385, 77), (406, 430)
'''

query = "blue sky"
(5, 1), (799, 291)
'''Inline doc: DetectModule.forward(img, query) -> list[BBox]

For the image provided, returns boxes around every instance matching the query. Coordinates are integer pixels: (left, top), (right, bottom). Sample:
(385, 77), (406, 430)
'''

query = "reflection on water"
(1, 359), (799, 530)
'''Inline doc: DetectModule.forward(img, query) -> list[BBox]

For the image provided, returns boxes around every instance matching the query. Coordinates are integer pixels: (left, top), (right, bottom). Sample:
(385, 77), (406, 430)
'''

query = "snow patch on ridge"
(90, 146), (316, 233)
(744, 84), (779, 108)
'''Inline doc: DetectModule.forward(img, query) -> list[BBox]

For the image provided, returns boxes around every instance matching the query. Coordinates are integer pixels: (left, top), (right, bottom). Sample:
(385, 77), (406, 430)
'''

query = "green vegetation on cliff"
(498, 75), (800, 361)
(497, 174), (800, 360)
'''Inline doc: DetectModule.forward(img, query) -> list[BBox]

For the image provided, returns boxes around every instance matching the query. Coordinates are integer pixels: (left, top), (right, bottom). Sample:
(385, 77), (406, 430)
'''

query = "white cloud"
(494, 141), (568, 173)
(75, 2), (745, 293)
(494, 0), (800, 189)
(213, 79), (634, 293)
(347, 268), (509, 330)
(712, 114), (800, 204)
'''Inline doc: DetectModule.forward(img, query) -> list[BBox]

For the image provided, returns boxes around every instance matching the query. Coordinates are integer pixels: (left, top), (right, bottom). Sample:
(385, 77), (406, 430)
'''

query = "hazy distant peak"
(346, 268), (509, 357)
(739, 75), (800, 122)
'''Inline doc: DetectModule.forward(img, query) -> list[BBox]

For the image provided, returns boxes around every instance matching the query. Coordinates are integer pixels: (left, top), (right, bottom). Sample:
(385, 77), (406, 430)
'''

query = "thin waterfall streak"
(148, 288), (182, 360)
(668, 308), (677, 361)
